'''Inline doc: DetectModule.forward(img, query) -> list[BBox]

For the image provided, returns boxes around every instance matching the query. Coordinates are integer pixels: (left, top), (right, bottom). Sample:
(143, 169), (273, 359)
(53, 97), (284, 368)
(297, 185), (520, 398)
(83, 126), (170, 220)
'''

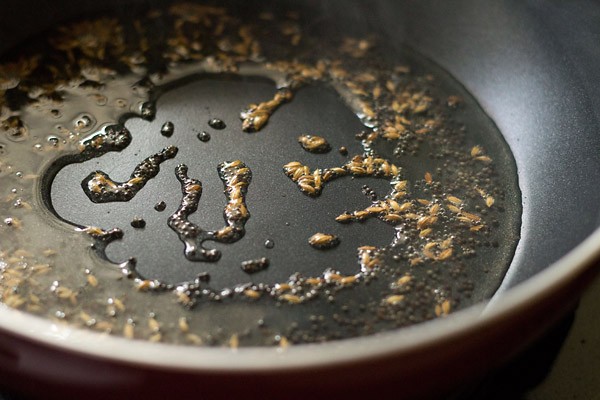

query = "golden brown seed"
(340, 275), (357, 284)
(396, 275), (412, 285)
(419, 228), (432, 237)
(448, 204), (461, 213)
(447, 195), (462, 205)
(385, 295), (405, 305)
(42, 249), (57, 257)
(280, 294), (302, 304)
(308, 232), (339, 249)
(79, 311), (93, 324)
(461, 211), (481, 222)
(137, 280), (152, 291)
(56, 287), (73, 299)
(298, 134), (331, 153)
(424, 172), (433, 184)
(417, 215), (437, 229)
(177, 292), (191, 305)
(437, 248), (453, 261)
(471, 146), (483, 157)
(149, 333), (162, 343)
(123, 323), (134, 339)
(86, 274), (98, 287)
(353, 210), (370, 219)
(441, 238), (453, 249)
(275, 283), (291, 292)
(358, 245), (377, 251)
(284, 161), (302, 169)
(388, 200), (401, 211)
(279, 336), (290, 348)
(148, 317), (160, 332)
(485, 196), (495, 208)
(410, 257), (423, 266)
(399, 202), (412, 212)
(128, 177), (144, 185)
(243, 289), (261, 299)
(113, 298), (125, 311)
(442, 300), (451, 314)
(382, 213), (402, 222)
(394, 180), (408, 191)
(186, 334), (203, 345)
(335, 213), (353, 222)
(424, 242), (437, 250)
(229, 334), (239, 349)
(372, 85), (382, 99)
(178, 317), (189, 333)
(299, 183), (316, 194)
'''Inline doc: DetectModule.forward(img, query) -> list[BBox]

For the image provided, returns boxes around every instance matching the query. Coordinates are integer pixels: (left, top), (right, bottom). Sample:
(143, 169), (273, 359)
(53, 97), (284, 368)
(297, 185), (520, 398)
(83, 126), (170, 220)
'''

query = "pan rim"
(0, 225), (598, 372)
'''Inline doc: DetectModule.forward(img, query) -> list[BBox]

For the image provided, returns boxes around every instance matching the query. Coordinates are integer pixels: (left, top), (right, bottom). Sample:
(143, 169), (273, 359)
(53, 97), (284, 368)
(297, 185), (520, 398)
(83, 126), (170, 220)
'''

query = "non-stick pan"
(0, 0), (598, 398)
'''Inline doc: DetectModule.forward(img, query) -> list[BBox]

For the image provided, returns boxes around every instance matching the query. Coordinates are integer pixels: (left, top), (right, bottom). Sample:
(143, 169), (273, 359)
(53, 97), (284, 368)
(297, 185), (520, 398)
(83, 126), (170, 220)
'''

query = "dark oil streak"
(168, 161), (252, 262)
(81, 145), (178, 203)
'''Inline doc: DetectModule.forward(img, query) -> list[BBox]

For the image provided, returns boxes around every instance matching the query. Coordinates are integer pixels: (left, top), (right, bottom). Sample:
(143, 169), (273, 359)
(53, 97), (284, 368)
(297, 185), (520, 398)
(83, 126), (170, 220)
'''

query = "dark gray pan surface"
(2, 0), (599, 294)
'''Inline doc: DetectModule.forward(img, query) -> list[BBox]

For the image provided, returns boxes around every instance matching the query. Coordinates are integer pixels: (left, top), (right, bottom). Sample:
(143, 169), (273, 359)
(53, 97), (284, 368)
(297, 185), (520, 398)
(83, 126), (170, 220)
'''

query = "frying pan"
(0, 0), (599, 398)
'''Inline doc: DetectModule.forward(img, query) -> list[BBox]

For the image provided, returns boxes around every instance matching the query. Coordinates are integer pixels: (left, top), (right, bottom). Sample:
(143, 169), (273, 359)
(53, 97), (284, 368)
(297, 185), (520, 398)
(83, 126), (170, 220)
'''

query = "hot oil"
(0, 3), (520, 346)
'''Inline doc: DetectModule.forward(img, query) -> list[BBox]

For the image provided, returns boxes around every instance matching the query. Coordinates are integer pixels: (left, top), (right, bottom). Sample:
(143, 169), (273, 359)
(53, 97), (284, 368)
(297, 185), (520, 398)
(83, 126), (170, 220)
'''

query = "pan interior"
(0, 1), (520, 346)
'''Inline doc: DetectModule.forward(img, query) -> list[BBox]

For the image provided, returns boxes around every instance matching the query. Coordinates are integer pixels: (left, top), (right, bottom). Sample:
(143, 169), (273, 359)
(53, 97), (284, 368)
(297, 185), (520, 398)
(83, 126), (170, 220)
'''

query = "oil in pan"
(0, 2), (520, 346)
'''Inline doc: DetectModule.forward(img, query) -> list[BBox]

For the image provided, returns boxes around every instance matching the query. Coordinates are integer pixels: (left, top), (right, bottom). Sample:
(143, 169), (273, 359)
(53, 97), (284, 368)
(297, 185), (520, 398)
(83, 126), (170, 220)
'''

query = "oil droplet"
(141, 102), (156, 120)
(73, 114), (95, 133)
(131, 217), (146, 229)
(160, 121), (174, 137)
(208, 118), (226, 130)
(264, 239), (275, 249)
(47, 136), (60, 146)
(197, 131), (210, 142)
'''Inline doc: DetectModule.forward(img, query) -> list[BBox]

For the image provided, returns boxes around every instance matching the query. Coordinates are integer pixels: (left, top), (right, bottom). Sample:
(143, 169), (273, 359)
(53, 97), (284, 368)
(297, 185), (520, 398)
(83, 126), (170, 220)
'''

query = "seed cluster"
(168, 160), (252, 262)
(284, 154), (400, 197)
(240, 88), (293, 132)
(297, 135), (331, 153)
(82, 145), (178, 203)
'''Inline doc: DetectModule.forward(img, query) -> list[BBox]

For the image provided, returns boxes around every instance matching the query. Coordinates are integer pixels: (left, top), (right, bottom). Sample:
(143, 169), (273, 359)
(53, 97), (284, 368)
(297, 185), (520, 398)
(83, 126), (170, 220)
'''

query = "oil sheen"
(0, 3), (520, 346)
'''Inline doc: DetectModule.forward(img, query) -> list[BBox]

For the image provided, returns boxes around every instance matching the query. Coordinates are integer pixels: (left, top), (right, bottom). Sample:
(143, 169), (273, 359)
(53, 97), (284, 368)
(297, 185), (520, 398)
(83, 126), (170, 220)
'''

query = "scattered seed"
(385, 295), (405, 305)
(241, 257), (269, 274)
